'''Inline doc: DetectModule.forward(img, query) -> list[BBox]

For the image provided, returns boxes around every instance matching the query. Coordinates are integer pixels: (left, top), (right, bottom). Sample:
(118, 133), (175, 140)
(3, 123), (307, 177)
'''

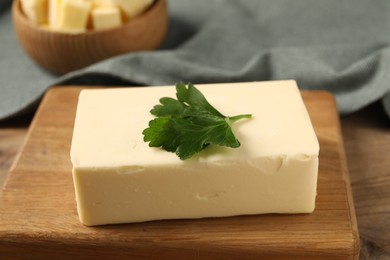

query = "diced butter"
(57, 0), (91, 33)
(20, 0), (48, 25)
(92, 0), (116, 7)
(92, 6), (122, 30)
(114, 0), (154, 19)
(48, 0), (62, 28)
(70, 81), (320, 226)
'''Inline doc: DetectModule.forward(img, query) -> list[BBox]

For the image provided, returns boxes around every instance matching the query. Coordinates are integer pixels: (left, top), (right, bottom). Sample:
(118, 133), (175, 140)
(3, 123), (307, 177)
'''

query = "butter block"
(57, 0), (91, 33)
(20, 0), (48, 24)
(70, 81), (319, 226)
(92, 6), (122, 30)
(114, 0), (154, 19)
(92, 0), (116, 7)
(48, 0), (62, 28)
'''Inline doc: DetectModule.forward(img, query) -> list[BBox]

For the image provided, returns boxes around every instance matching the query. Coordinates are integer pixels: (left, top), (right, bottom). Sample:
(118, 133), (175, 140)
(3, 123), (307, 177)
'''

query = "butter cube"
(48, 0), (62, 28)
(70, 81), (319, 226)
(92, 6), (122, 30)
(20, 0), (48, 24)
(92, 0), (116, 7)
(114, 0), (154, 19)
(57, 0), (91, 33)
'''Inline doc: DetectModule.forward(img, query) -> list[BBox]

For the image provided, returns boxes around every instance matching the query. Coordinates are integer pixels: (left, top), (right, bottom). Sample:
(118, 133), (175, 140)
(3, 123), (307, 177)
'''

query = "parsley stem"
(227, 114), (252, 123)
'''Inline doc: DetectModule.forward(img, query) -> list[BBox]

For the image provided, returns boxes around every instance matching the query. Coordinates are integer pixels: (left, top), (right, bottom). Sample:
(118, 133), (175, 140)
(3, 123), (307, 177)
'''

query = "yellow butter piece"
(20, 0), (48, 25)
(92, 6), (122, 30)
(48, 0), (62, 28)
(70, 81), (320, 226)
(114, 0), (154, 19)
(57, 0), (92, 33)
(92, 0), (116, 7)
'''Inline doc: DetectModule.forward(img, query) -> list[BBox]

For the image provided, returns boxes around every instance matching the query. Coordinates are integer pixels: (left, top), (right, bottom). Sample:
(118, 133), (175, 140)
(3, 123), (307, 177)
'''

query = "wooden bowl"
(12, 0), (168, 75)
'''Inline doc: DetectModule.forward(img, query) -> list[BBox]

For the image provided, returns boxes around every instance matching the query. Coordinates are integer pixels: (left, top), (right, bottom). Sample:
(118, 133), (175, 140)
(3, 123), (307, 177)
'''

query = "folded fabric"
(1, 0), (390, 121)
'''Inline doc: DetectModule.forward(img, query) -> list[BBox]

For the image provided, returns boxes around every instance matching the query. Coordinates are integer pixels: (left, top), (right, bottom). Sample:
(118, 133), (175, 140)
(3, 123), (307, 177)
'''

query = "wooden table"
(1, 97), (389, 259)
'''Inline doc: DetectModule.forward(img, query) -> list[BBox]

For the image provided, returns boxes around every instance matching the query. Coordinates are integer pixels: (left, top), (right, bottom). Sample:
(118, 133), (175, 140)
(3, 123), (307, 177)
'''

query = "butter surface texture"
(114, 0), (154, 19)
(92, 0), (116, 7)
(92, 6), (121, 30)
(57, 0), (91, 33)
(21, 0), (48, 24)
(48, 0), (62, 28)
(70, 81), (319, 226)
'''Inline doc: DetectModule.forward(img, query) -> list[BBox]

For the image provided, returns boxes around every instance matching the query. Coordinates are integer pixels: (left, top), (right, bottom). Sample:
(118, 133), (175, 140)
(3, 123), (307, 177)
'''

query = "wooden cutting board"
(0, 87), (360, 259)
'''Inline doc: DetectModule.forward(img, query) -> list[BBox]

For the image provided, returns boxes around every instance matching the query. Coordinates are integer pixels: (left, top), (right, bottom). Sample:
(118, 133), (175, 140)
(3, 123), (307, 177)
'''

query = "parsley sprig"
(142, 83), (252, 160)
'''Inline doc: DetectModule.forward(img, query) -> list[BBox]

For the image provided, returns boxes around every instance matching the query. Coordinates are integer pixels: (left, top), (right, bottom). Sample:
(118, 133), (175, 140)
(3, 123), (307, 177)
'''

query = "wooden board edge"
(327, 94), (360, 259)
(1, 89), (54, 191)
(0, 87), (81, 191)
(303, 89), (360, 258)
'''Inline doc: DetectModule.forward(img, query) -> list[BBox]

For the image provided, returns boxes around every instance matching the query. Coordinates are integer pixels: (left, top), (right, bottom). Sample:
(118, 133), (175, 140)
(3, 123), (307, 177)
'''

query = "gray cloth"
(1, 0), (390, 122)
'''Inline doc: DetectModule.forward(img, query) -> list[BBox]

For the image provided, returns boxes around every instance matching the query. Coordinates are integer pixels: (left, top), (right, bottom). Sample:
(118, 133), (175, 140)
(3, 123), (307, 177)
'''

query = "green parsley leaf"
(143, 83), (252, 160)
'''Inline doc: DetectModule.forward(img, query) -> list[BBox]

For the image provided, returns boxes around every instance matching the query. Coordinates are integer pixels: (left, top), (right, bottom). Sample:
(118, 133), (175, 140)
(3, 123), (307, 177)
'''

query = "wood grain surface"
(0, 87), (360, 259)
(341, 105), (390, 260)
(0, 115), (32, 187)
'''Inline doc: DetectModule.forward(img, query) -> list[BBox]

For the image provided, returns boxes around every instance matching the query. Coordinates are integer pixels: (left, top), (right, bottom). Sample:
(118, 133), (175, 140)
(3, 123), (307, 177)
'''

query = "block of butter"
(114, 0), (154, 19)
(48, 0), (62, 28)
(57, 0), (91, 33)
(20, 0), (48, 24)
(70, 81), (319, 226)
(92, 0), (116, 7)
(92, 6), (122, 30)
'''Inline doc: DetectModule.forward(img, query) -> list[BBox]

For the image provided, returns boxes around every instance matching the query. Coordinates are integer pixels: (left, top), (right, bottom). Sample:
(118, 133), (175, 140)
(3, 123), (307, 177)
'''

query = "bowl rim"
(13, 0), (165, 36)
